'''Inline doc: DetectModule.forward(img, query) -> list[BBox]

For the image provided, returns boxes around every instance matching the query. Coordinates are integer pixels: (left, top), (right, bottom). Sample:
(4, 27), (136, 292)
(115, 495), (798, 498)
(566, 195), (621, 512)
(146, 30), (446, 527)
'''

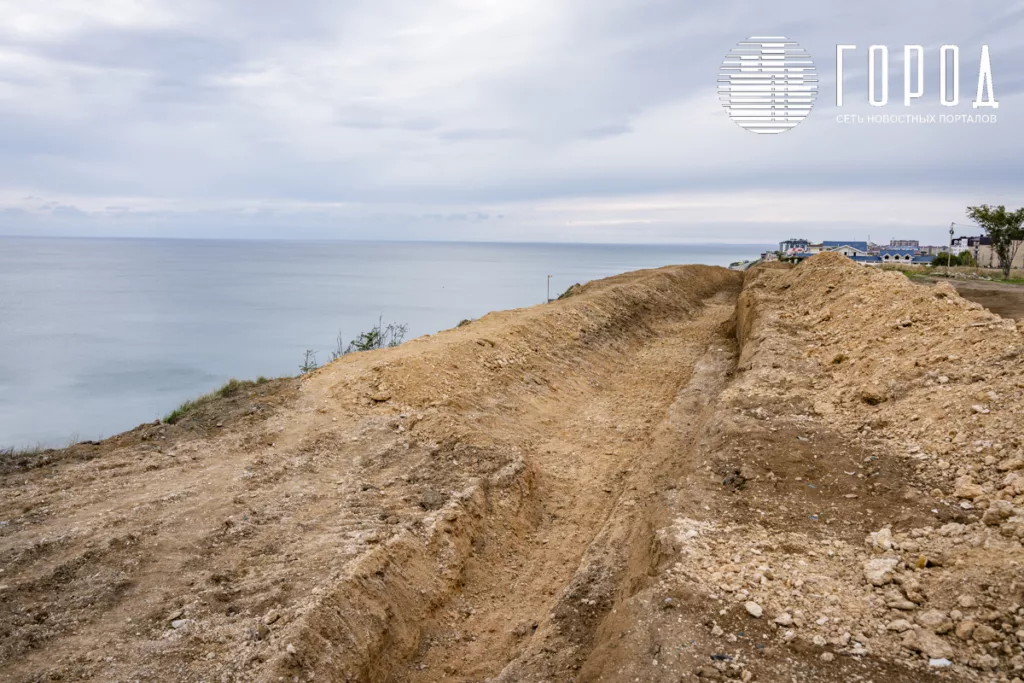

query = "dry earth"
(3, 253), (1024, 683)
(914, 278), (1024, 323)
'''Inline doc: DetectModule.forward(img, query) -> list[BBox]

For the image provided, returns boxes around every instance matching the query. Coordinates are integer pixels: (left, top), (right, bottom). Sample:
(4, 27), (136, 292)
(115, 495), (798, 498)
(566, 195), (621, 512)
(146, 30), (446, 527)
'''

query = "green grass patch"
(901, 271), (931, 281)
(163, 377), (271, 424)
(0, 445), (48, 461)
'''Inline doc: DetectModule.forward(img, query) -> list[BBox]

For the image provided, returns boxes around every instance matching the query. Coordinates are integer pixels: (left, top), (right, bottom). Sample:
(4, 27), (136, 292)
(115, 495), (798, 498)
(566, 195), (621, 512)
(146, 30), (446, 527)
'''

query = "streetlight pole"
(948, 222), (954, 275)
(547, 274), (551, 303)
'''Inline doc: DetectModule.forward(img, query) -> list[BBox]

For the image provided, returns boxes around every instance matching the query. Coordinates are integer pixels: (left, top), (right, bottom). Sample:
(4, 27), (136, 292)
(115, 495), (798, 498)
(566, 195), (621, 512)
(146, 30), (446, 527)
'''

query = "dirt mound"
(2, 254), (1023, 682)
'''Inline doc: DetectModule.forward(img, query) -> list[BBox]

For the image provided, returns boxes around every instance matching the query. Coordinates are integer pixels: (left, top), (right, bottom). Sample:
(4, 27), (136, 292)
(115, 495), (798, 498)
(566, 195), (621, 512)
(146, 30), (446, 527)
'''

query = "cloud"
(1, 0), (1023, 243)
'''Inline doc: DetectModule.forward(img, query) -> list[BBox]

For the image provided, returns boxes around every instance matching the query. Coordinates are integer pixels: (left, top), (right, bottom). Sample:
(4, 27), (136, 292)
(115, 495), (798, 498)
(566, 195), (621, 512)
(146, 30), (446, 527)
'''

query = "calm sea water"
(0, 238), (768, 448)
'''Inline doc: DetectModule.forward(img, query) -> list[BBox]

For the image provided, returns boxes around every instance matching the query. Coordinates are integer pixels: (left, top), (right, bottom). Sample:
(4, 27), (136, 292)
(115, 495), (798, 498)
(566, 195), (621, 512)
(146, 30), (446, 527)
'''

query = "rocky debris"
(654, 255), (1024, 681)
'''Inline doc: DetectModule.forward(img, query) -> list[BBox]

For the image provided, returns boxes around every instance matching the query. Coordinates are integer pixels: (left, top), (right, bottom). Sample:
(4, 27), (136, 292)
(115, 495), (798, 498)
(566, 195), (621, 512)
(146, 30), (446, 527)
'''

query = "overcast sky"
(2, 0), (1023, 244)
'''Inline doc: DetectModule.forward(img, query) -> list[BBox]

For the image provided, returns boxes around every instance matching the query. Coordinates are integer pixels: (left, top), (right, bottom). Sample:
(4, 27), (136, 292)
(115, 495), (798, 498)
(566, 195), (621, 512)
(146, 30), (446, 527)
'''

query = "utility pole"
(547, 274), (551, 303)
(948, 222), (955, 274)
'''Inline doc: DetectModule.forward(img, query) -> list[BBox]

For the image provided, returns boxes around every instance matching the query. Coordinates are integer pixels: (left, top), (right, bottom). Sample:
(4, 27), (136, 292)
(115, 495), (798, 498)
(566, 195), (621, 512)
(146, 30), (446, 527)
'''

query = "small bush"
(349, 317), (407, 352)
(299, 349), (319, 374)
(321, 318), (410, 365)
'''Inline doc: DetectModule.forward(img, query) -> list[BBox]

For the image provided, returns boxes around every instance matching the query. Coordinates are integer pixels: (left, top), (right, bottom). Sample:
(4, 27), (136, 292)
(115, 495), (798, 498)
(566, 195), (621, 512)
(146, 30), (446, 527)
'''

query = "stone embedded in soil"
(982, 500), (1014, 525)
(863, 557), (899, 586)
(869, 527), (893, 550)
(418, 488), (445, 510)
(902, 628), (954, 659)
(958, 594), (978, 608)
(887, 619), (913, 632)
(956, 621), (977, 640)
(773, 612), (793, 626)
(972, 624), (1000, 643)
(953, 476), (985, 499)
(916, 609), (952, 633)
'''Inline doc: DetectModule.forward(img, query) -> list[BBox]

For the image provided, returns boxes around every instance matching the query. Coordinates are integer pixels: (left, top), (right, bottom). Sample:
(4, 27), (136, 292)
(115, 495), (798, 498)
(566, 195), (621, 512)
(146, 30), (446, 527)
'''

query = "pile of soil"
(2, 253), (1023, 682)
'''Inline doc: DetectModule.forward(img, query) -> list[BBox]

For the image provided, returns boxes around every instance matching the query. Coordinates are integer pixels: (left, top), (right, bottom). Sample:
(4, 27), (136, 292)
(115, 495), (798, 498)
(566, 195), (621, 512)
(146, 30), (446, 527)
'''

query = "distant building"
(822, 241), (870, 258)
(889, 239), (920, 248)
(954, 235), (1024, 269)
(779, 238), (811, 257)
(777, 238), (932, 265)
(879, 246), (922, 264)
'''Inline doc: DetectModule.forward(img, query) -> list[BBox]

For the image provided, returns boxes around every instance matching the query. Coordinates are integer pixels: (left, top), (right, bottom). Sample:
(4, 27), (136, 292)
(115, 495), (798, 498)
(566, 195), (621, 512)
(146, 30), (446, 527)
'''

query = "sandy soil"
(2, 254), (1024, 683)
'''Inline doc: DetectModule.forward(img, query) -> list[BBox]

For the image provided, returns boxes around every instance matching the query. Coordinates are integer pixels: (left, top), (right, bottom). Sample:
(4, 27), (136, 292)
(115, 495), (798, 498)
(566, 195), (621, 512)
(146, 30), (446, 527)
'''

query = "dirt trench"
(401, 291), (741, 682)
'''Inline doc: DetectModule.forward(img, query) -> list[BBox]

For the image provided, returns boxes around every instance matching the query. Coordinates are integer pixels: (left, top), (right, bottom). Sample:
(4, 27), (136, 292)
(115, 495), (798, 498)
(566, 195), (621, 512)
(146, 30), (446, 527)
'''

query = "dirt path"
(402, 291), (739, 681)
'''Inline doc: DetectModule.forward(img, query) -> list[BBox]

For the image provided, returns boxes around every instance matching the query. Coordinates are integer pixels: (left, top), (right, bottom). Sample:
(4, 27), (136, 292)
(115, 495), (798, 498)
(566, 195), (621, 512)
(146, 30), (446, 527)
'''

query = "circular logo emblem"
(718, 37), (818, 134)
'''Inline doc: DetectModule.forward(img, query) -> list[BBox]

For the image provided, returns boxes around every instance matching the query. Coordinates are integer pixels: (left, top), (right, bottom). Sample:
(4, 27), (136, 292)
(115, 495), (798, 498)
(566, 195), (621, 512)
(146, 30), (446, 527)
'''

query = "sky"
(2, 0), (1024, 245)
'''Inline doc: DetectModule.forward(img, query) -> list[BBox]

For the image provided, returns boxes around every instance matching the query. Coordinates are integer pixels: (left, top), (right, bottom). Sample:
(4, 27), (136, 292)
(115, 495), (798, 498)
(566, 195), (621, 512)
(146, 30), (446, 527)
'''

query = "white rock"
(863, 557), (899, 586)
(870, 527), (893, 550)
(929, 658), (953, 668)
(745, 601), (763, 618)
(774, 612), (793, 626)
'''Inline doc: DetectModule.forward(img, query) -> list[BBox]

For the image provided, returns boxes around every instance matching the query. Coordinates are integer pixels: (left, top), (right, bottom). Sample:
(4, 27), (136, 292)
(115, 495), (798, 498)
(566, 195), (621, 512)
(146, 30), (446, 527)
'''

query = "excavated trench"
(258, 274), (750, 683)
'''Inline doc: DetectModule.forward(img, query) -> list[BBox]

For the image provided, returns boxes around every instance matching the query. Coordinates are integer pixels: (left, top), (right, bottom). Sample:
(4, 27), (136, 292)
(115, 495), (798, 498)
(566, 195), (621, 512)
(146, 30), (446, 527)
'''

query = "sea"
(0, 237), (770, 448)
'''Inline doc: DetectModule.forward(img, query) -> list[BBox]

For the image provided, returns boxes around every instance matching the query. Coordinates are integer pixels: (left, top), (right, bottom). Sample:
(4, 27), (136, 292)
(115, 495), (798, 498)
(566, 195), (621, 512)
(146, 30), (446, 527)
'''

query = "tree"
(966, 204), (1024, 278)
(930, 251), (976, 267)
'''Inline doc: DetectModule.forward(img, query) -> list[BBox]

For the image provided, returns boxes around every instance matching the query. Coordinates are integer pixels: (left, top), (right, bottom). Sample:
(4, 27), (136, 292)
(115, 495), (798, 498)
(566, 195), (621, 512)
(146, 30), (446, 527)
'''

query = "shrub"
(349, 317), (408, 352)
(299, 349), (318, 374)
(932, 251), (976, 267)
